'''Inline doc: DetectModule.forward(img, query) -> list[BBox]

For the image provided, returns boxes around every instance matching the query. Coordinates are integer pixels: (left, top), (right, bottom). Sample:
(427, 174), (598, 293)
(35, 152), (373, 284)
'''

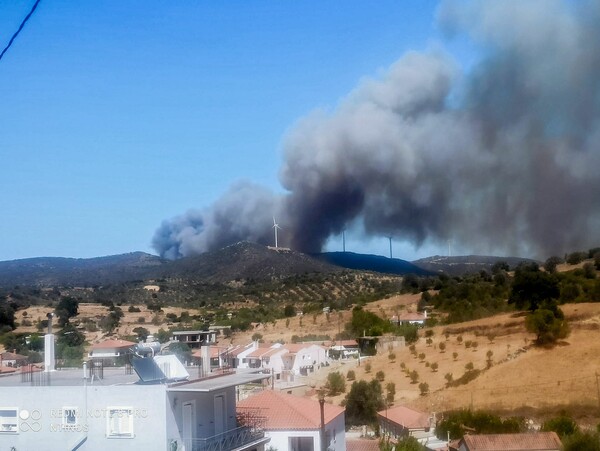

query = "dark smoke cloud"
(153, 0), (600, 260)
(152, 181), (282, 259)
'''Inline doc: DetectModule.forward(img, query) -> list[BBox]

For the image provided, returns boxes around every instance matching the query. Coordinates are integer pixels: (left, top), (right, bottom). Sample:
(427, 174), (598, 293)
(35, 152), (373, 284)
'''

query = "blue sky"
(0, 0), (476, 261)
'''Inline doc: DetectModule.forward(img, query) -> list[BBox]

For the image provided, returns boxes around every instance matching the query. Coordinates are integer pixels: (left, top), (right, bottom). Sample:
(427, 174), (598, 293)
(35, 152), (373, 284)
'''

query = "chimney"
(44, 313), (56, 372)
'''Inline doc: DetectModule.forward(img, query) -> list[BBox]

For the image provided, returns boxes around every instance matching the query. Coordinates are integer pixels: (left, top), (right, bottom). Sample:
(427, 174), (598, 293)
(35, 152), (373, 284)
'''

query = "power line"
(0, 0), (42, 63)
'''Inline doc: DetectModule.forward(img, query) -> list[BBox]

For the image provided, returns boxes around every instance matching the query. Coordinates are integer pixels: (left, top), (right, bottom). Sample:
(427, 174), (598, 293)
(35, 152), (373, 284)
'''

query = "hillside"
(0, 252), (165, 287)
(161, 242), (341, 283)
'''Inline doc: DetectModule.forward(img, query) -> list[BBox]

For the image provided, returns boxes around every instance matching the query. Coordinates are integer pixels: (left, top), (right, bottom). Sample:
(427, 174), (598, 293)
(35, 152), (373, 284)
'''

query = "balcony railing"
(168, 426), (265, 451)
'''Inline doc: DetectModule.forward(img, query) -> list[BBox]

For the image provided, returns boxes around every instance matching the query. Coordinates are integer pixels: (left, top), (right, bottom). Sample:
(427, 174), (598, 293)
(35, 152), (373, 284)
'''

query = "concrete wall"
(0, 385), (167, 451)
(267, 429), (319, 451)
(261, 413), (345, 451)
(166, 386), (237, 442)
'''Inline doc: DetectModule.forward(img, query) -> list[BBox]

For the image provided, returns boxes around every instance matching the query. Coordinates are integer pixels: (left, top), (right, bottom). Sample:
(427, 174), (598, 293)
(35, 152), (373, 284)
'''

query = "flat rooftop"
(0, 367), (269, 390)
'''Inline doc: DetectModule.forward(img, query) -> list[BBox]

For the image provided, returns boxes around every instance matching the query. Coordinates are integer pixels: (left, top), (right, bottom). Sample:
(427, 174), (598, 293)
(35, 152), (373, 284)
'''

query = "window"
(0, 408), (18, 433)
(106, 407), (134, 438)
(62, 407), (78, 430)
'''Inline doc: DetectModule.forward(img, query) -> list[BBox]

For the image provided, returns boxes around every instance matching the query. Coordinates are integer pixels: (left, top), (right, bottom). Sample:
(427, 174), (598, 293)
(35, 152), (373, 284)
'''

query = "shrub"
(128, 306), (141, 313)
(325, 371), (346, 396)
(364, 362), (372, 373)
(439, 342), (446, 353)
(347, 370), (356, 381)
(376, 370), (385, 382)
(386, 382), (396, 404)
(419, 382), (429, 396)
(409, 370), (419, 384)
(541, 414), (579, 438)
(431, 362), (439, 372)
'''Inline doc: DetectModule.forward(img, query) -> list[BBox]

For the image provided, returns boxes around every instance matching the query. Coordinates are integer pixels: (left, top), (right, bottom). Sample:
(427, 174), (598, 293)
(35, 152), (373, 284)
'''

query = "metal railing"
(169, 425), (265, 451)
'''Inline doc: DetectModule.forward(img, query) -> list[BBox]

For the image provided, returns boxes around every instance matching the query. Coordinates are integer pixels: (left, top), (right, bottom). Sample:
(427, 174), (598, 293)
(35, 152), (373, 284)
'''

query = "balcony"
(169, 426), (267, 451)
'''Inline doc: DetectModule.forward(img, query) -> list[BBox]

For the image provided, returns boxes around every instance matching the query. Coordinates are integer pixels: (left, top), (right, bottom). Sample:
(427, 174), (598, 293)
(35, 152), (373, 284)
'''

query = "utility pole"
(319, 390), (326, 451)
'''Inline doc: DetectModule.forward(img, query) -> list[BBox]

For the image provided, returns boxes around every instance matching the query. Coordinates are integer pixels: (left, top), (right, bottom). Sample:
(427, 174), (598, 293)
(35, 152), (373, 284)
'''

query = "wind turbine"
(272, 217), (282, 249)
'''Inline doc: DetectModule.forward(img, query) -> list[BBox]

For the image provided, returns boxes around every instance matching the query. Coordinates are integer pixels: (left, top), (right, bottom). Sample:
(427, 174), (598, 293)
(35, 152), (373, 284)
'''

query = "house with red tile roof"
(378, 405), (435, 441)
(281, 343), (328, 376)
(237, 390), (345, 451)
(457, 432), (561, 451)
(237, 342), (328, 381)
(0, 351), (28, 367)
(346, 438), (381, 451)
(88, 338), (136, 361)
(390, 311), (427, 326)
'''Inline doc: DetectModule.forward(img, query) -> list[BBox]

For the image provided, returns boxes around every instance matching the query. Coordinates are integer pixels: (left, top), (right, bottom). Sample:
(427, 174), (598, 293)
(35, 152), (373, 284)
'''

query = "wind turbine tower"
(387, 236), (393, 259)
(272, 217), (282, 249)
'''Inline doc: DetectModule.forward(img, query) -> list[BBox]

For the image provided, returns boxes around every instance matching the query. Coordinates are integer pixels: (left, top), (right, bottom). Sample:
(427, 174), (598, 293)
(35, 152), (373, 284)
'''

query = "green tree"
(436, 409), (525, 440)
(386, 382), (395, 404)
(55, 297), (79, 326)
(344, 379), (384, 426)
(132, 327), (150, 341)
(544, 256), (563, 274)
(376, 370), (385, 382)
(526, 306), (569, 345)
(431, 362), (438, 372)
(541, 414), (579, 438)
(566, 251), (588, 265)
(382, 436), (422, 451)
(419, 382), (429, 396)
(0, 304), (16, 330)
(562, 431), (600, 451)
(510, 265), (559, 311)
(439, 342), (446, 353)
(409, 370), (419, 384)
(325, 371), (346, 396)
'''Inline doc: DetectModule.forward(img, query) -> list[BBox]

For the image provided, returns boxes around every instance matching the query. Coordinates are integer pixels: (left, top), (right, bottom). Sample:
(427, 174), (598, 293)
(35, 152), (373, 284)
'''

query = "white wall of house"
(267, 429), (319, 451)
(290, 345), (328, 375)
(236, 342), (259, 369)
(263, 414), (345, 451)
(263, 350), (288, 375)
(0, 385), (167, 451)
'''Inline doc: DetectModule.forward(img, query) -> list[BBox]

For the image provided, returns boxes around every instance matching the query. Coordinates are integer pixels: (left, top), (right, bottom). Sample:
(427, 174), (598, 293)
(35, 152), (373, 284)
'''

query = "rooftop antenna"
(272, 217), (282, 249)
(387, 236), (393, 259)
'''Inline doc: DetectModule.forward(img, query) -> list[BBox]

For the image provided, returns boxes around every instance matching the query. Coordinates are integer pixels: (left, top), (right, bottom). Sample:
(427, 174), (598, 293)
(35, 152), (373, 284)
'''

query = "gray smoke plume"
(153, 0), (600, 259)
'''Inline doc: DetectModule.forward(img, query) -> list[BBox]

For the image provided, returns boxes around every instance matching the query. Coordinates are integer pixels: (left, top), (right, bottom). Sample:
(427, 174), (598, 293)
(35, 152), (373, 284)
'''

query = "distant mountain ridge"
(411, 255), (538, 276)
(313, 251), (432, 276)
(0, 244), (536, 288)
(0, 252), (166, 287)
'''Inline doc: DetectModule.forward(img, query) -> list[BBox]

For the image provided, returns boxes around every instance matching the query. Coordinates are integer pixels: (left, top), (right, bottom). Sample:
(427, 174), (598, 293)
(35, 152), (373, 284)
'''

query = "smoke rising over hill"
(153, 0), (600, 260)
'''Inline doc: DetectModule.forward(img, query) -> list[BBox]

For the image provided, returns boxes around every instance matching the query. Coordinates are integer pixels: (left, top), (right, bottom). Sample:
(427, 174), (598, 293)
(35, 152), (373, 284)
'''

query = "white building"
(0, 363), (270, 451)
(237, 390), (346, 451)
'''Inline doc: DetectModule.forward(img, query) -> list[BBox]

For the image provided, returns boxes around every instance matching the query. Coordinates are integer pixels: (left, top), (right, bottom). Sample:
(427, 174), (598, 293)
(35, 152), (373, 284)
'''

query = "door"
(213, 395), (225, 436)
(183, 402), (194, 451)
